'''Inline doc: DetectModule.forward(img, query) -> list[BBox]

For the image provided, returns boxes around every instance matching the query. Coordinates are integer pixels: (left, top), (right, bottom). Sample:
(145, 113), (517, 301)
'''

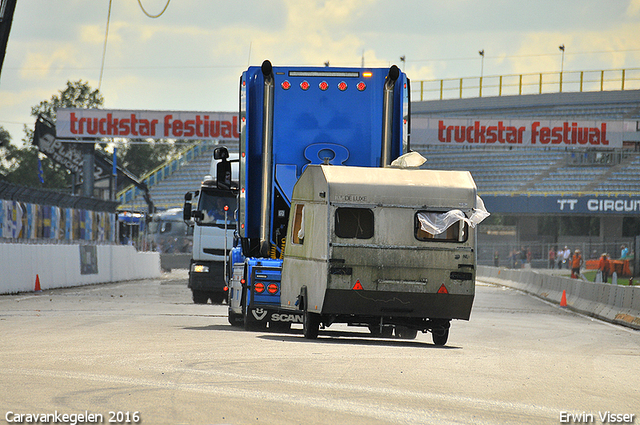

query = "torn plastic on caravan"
(417, 195), (490, 236)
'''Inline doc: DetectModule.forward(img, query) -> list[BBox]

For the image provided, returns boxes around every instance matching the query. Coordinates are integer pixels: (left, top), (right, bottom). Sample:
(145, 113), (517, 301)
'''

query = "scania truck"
(224, 60), (487, 344)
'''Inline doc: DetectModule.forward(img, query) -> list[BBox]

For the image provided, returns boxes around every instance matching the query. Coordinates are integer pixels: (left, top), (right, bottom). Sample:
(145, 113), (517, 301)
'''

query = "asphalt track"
(1, 271), (638, 425)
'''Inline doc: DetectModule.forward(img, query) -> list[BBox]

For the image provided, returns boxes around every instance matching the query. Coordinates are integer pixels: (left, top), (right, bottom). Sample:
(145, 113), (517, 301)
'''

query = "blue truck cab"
(227, 60), (410, 330)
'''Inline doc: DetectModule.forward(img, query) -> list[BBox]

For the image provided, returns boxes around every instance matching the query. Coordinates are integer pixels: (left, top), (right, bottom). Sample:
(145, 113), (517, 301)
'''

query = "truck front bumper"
(188, 261), (226, 292)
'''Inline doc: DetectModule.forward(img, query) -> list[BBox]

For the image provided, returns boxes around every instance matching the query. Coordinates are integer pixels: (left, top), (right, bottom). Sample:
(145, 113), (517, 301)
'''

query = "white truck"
(183, 148), (238, 304)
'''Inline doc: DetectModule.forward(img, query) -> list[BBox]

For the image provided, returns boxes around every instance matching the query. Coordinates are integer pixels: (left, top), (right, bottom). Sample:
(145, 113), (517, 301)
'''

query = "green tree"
(3, 79), (187, 191)
(1, 80), (106, 188)
(31, 80), (104, 122)
(117, 139), (175, 178)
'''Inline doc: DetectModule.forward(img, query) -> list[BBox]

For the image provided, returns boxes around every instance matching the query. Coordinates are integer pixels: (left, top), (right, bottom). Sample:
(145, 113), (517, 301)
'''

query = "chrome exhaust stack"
(259, 60), (275, 257)
(381, 65), (400, 167)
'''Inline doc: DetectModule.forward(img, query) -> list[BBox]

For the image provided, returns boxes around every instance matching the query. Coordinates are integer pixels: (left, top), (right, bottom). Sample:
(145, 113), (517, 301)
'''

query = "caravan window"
(291, 204), (305, 245)
(415, 210), (469, 243)
(335, 208), (374, 239)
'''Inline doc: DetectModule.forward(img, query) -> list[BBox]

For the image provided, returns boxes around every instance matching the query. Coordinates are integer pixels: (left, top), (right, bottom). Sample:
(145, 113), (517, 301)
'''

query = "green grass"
(579, 269), (638, 285)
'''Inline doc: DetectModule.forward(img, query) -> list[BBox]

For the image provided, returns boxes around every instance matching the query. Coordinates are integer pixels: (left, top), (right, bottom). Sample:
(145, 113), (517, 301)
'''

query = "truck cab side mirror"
(183, 192), (193, 221)
(214, 146), (232, 189)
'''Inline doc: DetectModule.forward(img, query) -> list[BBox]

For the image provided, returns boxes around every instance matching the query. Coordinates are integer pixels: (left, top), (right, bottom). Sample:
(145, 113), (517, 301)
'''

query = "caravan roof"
(294, 165), (477, 210)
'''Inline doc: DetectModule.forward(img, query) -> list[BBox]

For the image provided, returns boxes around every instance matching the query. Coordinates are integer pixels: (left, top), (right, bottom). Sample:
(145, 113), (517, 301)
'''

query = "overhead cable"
(137, 0), (171, 18)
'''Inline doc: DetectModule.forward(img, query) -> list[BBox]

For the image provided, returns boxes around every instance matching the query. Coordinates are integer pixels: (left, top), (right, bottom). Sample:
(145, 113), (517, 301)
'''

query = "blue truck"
(224, 60), (485, 344)
(226, 60), (410, 330)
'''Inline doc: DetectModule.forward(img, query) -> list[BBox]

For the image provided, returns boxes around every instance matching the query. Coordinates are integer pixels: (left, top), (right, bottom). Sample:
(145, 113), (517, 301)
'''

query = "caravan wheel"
(303, 311), (320, 339)
(432, 327), (449, 346)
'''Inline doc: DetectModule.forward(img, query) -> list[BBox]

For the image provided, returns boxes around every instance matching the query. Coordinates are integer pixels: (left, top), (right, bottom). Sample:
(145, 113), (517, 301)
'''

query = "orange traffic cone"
(34, 274), (42, 292)
(560, 289), (567, 307)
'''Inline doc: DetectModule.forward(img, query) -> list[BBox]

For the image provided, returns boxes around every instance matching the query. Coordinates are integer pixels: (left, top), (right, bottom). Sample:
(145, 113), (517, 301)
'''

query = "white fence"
(0, 243), (160, 294)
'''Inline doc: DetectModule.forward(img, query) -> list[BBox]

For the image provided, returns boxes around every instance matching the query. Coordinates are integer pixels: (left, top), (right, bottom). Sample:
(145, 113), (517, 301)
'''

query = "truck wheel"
(212, 293), (226, 305)
(432, 328), (449, 346)
(394, 326), (417, 340)
(192, 290), (208, 304)
(228, 310), (243, 327)
(303, 311), (320, 339)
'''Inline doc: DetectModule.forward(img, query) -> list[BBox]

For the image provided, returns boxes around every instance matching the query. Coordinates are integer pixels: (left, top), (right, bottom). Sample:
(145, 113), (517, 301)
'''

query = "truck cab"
(227, 60), (410, 329)
(184, 147), (238, 304)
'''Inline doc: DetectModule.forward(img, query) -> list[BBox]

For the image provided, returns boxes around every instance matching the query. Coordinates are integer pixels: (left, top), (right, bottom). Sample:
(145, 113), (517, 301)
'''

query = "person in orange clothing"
(571, 249), (583, 278)
(598, 253), (611, 283)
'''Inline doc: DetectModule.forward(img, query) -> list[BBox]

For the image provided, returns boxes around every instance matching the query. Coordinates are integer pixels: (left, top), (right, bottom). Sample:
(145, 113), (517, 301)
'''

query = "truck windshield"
(197, 188), (237, 228)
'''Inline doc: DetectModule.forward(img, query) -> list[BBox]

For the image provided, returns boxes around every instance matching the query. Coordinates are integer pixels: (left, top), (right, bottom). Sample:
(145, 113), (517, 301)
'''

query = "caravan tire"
(303, 311), (320, 339)
(432, 327), (449, 346)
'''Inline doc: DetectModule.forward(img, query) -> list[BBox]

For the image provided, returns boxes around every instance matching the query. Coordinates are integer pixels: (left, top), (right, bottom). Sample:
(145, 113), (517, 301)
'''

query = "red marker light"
(319, 81), (329, 91)
(338, 81), (347, 91)
(254, 282), (265, 293)
(224, 205), (229, 211)
(223, 286), (229, 292)
(267, 283), (278, 294)
(300, 80), (310, 90)
(356, 81), (366, 91)
(281, 80), (291, 90)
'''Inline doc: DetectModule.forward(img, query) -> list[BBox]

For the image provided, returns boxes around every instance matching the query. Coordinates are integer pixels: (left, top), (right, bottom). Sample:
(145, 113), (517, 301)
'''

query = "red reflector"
(356, 81), (366, 91)
(352, 280), (363, 290)
(254, 282), (265, 293)
(240, 279), (245, 284)
(267, 283), (278, 294)
(437, 284), (449, 294)
(338, 81), (347, 91)
(223, 286), (228, 292)
(300, 80), (310, 90)
(319, 81), (329, 91)
(281, 80), (291, 90)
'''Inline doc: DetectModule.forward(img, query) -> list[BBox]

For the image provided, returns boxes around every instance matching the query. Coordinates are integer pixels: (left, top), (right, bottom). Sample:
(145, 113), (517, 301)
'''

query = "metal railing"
(413, 68), (640, 101)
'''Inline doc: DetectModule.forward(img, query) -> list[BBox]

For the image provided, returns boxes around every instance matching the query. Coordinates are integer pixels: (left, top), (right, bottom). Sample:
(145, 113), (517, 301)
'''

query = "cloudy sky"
(1, 0), (640, 143)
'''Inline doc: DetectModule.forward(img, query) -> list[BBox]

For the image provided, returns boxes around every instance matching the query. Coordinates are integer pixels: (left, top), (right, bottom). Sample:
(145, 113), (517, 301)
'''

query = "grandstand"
(411, 88), (640, 195)
(416, 145), (640, 194)
(117, 141), (224, 212)
(410, 87), (640, 267)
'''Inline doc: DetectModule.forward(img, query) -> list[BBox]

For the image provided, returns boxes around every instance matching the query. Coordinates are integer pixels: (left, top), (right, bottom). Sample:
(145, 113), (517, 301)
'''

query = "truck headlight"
(192, 264), (209, 273)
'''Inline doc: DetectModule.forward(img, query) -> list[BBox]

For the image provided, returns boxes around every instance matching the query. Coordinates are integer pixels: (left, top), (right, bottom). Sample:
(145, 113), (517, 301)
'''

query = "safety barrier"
(0, 243), (161, 295)
(478, 266), (640, 330)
